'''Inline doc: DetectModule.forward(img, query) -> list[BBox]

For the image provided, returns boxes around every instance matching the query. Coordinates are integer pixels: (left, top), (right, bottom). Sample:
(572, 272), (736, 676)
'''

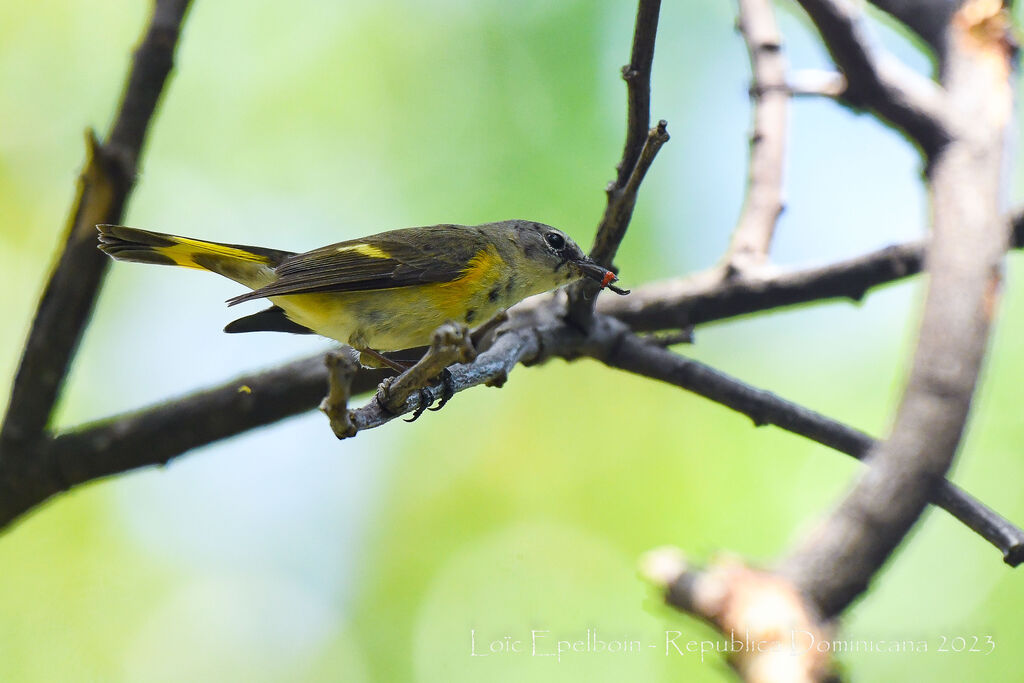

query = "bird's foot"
(428, 368), (455, 412)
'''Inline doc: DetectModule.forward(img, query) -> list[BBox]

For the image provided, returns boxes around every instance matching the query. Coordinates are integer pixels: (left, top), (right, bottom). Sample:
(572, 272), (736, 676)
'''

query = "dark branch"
(566, 0), (666, 327)
(595, 319), (1024, 566)
(0, 358), (390, 526)
(592, 120), (671, 270)
(604, 241), (925, 331)
(794, 0), (950, 158)
(599, 210), (1024, 332)
(615, 0), (663, 192)
(8, 306), (1022, 563)
(0, 0), (192, 451)
(866, 0), (958, 55)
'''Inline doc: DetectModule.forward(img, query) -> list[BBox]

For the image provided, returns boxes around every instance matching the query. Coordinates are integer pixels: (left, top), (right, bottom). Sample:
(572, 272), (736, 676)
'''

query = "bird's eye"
(544, 232), (566, 250)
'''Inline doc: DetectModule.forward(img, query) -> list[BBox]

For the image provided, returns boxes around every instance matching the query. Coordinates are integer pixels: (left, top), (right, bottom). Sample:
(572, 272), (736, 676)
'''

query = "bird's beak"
(571, 258), (630, 295)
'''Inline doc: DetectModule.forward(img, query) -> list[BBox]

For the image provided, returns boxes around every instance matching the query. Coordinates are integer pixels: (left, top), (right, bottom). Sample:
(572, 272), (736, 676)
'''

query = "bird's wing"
(226, 225), (491, 305)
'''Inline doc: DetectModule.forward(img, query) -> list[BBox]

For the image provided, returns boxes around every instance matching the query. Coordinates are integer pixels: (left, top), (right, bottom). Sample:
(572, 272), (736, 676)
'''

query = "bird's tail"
(97, 224), (294, 288)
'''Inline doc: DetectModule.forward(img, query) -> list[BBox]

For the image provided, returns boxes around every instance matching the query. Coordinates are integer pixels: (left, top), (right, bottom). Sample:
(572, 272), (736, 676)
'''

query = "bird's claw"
(404, 387), (435, 422)
(403, 369), (455, 421)
(428, 368), (455, 412)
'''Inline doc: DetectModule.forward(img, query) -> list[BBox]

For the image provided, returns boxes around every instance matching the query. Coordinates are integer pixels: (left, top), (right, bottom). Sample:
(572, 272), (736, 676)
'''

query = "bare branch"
(590, 120), (671, 269)
(639, 328), (694, 347)
(866, 0), (959, 55)
(788, 69), (846, 98)
(781, 0), (1017, 617)
(14, 306), (1023, 562)
(565, 0), (667, 327)
(601, 240), (925, 331)
(794, 0), (950, 158)
(0, 358), (391, 526)
(723, 0), (790, 275)
(594, 317), (1024, 565)
(0, 0), (192, 451)
(613, 0), (663, 194)
(347, 309), (557, 434)
(599, 209), (1024, 332)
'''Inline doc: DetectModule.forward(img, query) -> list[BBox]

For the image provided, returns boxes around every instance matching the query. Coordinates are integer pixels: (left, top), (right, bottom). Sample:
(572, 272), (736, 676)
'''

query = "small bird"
(97, 220), (625, 369)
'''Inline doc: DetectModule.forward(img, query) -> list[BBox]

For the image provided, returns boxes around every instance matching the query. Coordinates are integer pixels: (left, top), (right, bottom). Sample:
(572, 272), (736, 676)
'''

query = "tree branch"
(593, 317), (1024, 565)
(0, 358), (390, 526)
(780, 0), (1016, 618)
(565, 0), (667, 327)
(722, 0), (790, 275)
(640, 550), (835, 682)
(0, 0), (192, 451)
(589, 120), (671, 270)
(599, 209), (1024, 332)
(611, 0), (663, 198)
(9, 306), (1022, 565)
(788, 69), (846, 98)
(794, 0), (950, 158)
(866, 0), (959, 55)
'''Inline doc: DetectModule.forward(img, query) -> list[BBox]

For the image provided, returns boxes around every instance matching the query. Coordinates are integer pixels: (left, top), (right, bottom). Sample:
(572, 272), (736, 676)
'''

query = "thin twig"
(566, 122), (670, 327)
(723, 0), (789, 275)
(565, 0), (666, 328)
(612, 0), (663, 195)
(0, 0), (192, 451)
(788, 69), (846, 98)
(592, 120), (671, 269)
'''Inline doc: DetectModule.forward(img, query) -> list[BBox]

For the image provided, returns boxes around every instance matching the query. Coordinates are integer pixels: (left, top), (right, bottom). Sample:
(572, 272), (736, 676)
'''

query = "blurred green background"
(1, 0), (1023, 680)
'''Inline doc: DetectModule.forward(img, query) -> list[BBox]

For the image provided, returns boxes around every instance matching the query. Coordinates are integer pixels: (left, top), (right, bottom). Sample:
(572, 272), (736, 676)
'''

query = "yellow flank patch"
(336, 243), (390, 259)
(434, 245), (506, 310)
(155, 237), (271, 269)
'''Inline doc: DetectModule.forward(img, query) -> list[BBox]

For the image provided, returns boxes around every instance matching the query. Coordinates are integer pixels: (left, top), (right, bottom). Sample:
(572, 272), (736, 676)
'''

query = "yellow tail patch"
(158, 236), (273, 269)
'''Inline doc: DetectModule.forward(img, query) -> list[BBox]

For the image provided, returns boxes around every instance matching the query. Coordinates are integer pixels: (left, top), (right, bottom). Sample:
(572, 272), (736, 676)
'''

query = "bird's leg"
(319, 350), (360, 439)
(359, 347), (411, 373)
(360, 348), (432, 418)
(369, 323), (475, 421)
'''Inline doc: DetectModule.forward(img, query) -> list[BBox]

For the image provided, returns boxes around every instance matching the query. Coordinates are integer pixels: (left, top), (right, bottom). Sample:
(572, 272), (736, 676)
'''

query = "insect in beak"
(572, 259), (630, 295)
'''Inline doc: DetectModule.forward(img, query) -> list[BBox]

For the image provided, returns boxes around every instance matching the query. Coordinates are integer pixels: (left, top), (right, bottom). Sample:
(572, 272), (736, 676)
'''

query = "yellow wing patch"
(335, 243), (390, 259)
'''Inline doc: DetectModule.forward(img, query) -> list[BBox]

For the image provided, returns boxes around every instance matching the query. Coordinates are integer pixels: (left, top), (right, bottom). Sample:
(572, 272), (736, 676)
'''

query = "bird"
(97, 220), (626, 372)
